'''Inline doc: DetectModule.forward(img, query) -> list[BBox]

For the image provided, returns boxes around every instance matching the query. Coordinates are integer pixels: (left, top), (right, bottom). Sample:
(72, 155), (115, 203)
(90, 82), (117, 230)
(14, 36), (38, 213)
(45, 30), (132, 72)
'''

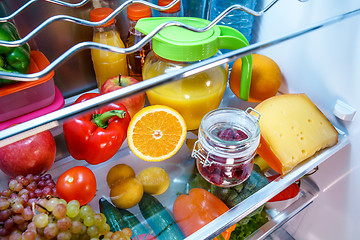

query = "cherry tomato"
(56, 166), (97, 205)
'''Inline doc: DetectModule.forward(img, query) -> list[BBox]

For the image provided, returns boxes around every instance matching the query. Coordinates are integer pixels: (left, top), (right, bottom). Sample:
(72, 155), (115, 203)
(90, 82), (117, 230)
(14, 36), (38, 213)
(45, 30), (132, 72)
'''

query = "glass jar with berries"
(192, 107), (261, 187)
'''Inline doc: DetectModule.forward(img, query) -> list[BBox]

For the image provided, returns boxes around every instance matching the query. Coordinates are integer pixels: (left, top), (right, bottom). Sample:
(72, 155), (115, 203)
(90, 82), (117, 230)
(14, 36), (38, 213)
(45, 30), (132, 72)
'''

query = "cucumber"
(99, 198), (148, 237)
(138, 193), (185, 240)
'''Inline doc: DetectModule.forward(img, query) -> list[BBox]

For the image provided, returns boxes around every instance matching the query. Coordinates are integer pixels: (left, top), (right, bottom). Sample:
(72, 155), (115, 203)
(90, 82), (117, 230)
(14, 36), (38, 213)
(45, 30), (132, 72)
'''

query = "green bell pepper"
(0, 21), (31, 87)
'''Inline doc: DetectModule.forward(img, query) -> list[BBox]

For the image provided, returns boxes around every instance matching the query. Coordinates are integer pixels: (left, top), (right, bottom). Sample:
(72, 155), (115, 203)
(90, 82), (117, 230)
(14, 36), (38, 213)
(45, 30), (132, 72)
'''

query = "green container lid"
(135, 17), (253, 100)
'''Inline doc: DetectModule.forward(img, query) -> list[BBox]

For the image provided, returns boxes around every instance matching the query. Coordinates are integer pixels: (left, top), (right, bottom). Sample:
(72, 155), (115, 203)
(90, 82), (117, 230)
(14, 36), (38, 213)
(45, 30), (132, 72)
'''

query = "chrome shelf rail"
(0, 0), (282, 81)
(0, 0), (179, 47)
(0, 7), (359, 146)
(0, 0), (90, 22)
(0, 0), (280, 49)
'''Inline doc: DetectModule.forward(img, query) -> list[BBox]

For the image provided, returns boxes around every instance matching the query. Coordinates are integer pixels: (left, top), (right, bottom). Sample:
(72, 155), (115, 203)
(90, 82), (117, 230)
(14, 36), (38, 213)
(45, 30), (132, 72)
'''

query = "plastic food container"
(0, 50), (56, 123)
(0, 86), (64, 130)
(192, 107), (261, 187)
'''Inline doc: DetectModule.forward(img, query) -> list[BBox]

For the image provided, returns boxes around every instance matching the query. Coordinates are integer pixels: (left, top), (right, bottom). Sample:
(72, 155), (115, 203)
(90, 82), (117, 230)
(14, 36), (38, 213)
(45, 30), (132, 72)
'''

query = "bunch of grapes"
(0, 173), (132, 240)
(9, 198), (132, 240)
(0, 174), (58, 237)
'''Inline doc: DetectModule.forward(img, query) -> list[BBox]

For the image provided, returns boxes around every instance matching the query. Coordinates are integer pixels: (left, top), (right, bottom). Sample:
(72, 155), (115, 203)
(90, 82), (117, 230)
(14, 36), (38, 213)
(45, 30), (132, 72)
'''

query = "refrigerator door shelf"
(248, 177), (320, 240)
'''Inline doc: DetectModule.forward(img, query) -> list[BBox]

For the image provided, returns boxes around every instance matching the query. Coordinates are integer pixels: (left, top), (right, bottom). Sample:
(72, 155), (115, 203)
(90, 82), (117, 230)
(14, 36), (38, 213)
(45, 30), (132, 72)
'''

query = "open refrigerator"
(0, 0), (359, 239)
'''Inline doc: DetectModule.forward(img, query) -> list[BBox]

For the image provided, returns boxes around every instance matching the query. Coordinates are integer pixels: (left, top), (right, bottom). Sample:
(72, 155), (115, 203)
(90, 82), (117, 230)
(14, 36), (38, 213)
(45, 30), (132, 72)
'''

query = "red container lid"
(158, 0), (181, 13)
(0, 50), (55, 97)
(127, 3), (152, 21)
(90, 7), (115, 27)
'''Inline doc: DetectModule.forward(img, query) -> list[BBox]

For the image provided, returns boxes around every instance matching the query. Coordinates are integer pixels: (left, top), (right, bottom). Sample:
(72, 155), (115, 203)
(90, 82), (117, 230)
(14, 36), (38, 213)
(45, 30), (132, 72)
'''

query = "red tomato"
(56, 166), (97, 205)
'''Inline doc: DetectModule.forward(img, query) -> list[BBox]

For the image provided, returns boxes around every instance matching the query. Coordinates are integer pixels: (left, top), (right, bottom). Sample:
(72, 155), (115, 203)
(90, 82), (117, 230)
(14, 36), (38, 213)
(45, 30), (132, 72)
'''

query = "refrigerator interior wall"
(253, 0), (359, 239)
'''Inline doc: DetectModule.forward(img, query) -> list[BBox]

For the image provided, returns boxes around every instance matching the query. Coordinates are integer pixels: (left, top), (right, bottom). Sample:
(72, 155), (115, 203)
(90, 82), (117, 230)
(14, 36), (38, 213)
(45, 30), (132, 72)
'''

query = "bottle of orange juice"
(90, 7), (128, 91)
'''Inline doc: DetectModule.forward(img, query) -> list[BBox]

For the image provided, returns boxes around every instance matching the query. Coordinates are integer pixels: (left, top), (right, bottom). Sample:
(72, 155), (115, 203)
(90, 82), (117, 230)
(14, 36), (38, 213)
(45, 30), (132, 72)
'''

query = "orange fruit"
(136, 167), (170, 195)
(110, 177), (143, 209)
(106, 164), (136, 188)
(229, 54), (282, 102)
(127, 105), (187, 162)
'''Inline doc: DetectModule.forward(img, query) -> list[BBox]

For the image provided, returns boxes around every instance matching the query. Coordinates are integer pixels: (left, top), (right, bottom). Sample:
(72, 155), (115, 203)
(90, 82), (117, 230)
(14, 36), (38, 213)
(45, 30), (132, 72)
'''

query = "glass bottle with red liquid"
(192, 107), (261, 187)
(125, 3), (152, 81)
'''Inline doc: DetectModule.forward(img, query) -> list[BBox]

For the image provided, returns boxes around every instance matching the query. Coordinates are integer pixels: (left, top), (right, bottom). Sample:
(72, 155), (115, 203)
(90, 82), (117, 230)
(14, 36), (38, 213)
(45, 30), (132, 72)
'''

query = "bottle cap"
(90, 7), (115, 27)
(158, 0), (181, 13)
(127, 3), (152, 21)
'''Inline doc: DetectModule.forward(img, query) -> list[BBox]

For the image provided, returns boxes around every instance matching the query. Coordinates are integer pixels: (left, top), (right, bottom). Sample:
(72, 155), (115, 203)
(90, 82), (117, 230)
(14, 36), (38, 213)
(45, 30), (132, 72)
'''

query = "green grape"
(57, 230), (72, 240)
(67, 204), (80, 218)
(71, 213), (81, 222)
(59, 199), (68, 206)
(90, 238), (99, 240)
(70, 220), (83, 234)
(68, 200), (80, 209)
(46, 197), (60, 212)
(87, 225), (99, 238)
(79, 224), (87, 235)
(79, 205), (94, 219)
(83, 215), (95, 227)
(93, 213), (104, 226)
(98, 223), (110, 235)
(33, 213), (49, 228)
(44, 222), (59, 239)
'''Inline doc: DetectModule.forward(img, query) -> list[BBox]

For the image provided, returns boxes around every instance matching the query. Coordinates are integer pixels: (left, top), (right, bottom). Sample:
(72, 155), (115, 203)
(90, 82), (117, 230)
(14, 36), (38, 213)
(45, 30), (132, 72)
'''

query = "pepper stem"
(92, 110), (126, 128)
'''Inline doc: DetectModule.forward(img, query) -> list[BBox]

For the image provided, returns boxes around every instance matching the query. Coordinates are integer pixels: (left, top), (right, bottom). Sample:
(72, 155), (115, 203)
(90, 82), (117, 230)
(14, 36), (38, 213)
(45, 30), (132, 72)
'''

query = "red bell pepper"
(266, 174), (300, 202)
(173, 188), (236, 240)
(63, 93), (131, 165)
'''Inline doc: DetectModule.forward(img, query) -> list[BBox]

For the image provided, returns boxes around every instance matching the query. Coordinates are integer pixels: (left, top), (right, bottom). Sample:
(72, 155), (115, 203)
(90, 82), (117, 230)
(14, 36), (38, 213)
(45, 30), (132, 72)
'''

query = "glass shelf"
(0, 124), (346, 240)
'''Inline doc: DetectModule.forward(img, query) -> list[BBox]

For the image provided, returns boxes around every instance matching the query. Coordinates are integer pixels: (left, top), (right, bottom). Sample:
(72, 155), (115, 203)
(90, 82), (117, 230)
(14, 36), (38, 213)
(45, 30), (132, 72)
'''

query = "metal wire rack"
(0, 0), (280, 81)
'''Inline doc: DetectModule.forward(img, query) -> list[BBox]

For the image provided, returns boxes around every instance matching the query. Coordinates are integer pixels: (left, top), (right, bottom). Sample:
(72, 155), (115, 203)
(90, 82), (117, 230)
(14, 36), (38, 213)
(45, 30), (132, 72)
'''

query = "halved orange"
(127, 105), (187, 161)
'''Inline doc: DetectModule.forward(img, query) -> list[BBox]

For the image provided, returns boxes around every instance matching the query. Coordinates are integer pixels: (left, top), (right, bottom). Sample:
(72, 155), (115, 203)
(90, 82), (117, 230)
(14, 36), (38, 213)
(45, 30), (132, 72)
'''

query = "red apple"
(0, 130), (56, 178)
(100, 74), (145, 118)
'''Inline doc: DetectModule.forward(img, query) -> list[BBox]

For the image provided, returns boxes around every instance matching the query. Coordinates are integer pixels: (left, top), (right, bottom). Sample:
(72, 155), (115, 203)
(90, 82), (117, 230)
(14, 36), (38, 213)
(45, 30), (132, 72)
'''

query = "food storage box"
(0, 50), (56, 123)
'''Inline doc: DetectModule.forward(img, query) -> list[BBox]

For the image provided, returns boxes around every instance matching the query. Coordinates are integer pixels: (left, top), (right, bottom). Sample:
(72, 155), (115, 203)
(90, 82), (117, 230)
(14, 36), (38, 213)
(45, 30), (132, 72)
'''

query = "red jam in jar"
(192, 107), (261, 187)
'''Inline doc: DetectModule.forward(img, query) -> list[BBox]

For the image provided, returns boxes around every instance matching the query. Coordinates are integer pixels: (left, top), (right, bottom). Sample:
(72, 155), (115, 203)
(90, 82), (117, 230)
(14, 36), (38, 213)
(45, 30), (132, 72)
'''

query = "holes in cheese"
(253, 93), (338, 175)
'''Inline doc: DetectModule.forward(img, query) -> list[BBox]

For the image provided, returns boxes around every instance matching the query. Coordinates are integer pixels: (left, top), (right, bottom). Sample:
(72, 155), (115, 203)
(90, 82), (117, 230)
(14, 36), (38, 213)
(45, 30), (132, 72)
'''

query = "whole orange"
(229, 54), (282, 102)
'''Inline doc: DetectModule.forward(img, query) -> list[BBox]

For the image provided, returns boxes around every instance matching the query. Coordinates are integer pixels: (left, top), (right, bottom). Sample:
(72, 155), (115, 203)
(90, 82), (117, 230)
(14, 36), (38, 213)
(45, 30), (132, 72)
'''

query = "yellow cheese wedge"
(253, 93), (338, 175)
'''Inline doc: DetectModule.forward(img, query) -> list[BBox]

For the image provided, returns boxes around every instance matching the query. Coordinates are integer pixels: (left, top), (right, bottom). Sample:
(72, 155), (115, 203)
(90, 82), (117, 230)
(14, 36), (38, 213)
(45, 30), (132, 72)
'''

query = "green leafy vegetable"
(229, 208), (269, 240)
